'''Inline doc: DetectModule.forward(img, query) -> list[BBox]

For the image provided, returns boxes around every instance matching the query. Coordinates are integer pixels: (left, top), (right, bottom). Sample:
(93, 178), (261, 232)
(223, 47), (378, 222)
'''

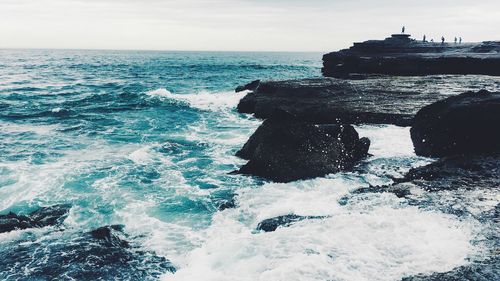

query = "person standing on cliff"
(454, 37), (458, 44)
(441, 36), (445, 44)
(423, 35), (426, 42)
(459, 37), (462, 44)
(402, 26), (405, 34)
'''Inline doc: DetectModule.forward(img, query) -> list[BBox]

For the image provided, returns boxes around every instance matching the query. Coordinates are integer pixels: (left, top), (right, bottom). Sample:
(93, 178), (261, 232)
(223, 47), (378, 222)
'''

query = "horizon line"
(0, 47), (329, 54)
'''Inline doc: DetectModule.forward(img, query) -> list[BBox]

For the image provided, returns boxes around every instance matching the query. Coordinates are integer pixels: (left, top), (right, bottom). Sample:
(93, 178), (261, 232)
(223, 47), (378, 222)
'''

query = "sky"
(0, 0), (499, 52)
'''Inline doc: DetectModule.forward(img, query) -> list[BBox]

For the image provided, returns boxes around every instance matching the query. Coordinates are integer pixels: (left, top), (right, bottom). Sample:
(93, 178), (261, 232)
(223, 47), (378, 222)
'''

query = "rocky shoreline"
(322, 34), (500, 77)
(235, 87), (500, 280)
(231, 34), (500, 280)
(1, 34), (499, 280)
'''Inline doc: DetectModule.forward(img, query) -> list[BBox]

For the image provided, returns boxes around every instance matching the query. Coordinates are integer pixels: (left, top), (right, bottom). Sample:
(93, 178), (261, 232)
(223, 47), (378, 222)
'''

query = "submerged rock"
(235, 79), (260, 92)
(256, 214), (326, 232)
(410, 90), (500, 157)
(322, 34), (500, 77)
(235, 111), (370, 182)
(236, 78), (464, 126)
(0, 204), (71, 233)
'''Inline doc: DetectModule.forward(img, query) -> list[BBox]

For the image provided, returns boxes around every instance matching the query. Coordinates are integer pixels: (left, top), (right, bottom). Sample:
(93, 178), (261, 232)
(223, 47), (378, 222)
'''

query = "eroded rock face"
(410, 90), (500, 157)
(234, 112), (370, 182)
(90, 225), (130, 248)
(235, 80), (260, 92)
(236, 77), (480, 126)
(0, 204), (71, 233)
(322, 35), (500, 77)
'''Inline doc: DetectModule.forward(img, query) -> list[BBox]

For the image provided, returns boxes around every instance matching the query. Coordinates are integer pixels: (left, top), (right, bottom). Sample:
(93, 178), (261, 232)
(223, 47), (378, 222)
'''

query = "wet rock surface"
(322, 35), (500, 77)
(234, 112), (370, 182)
(236, 77), (496, 126)
(90, 225), (131, 248)
(396, 155), (500, 192)
(0, 225), (176, 280)
(0, 204), (71, 233)
(411, 90), (500, 157)
(256, 214), (326, 232)
(235, 79), (260, 92)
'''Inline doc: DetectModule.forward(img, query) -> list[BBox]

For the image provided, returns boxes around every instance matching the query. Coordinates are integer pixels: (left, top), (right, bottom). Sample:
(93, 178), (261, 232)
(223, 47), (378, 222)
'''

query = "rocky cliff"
(322, 34), (500, 77)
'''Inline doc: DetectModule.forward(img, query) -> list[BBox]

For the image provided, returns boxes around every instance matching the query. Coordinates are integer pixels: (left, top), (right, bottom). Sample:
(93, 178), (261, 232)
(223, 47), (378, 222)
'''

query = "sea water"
(0, 49), (498, 280)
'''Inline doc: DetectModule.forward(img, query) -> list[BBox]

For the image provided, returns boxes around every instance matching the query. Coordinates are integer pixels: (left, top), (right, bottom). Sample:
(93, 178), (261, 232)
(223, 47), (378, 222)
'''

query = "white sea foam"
(165, 176), (475, 281)
(355, 125), (416, 158)
(0, 141), (160, 210)
(0, 86), (483, 281)
(0, 122), (59, 135)
(128, 146), (155, 165)
(147, 88), (248, 111)
(156, 125), (477, 281)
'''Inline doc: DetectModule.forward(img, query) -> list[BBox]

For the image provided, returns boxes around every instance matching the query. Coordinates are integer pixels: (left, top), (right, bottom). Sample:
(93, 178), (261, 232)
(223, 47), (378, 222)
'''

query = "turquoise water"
(0, 50), (497, 280)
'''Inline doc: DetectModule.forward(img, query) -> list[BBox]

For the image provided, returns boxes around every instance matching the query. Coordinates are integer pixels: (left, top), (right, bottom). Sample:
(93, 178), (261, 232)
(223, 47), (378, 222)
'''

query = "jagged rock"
(410, 90), (500, 157)
(236, 77), (470, 126)
(0, 225), (176, 280)
(256, 214), (326, 232)
(90, 225), (130, 248)
(322, 34), (500, 77)
(234, 111), (370, 182)
(395, 155), (500, 192)
(235, 80), (260, 92)
(217, 199), (236, 211)
(0, 204), (71, 233)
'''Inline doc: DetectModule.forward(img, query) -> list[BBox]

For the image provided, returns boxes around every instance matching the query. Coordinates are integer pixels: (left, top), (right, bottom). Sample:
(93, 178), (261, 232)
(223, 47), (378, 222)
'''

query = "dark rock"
(344, 155), (500, 211)
(0, 204), (71, 233)
(235, 113), (370, 182)
(395, 155), (500, 192)
(256, 214), (326, 232)
(0, 225), (175, 280)
(236, 77), (474, 126)
(410, 90), (500, 157)
(322, 35), (500, 77)
(210, 191), (238, 211)
(217, 199), (236, 211)
(90, 225), (130, 248)
(29, 204), (72, 227)
(0, 213), (33, 233)
(235, 79), (260, 92)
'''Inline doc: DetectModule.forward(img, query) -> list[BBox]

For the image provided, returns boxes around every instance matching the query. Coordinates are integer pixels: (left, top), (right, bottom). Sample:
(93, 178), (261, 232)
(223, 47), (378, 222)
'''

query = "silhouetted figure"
(423, 35), (426, 42)
(454, 37), (458, 44)
(402, 26), (405, 34)
(441, 36), (445, 44)
(459, 37), (462, 44)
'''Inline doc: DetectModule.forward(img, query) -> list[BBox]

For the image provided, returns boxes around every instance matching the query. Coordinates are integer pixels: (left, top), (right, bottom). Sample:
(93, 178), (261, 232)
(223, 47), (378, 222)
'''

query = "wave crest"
(146, 88), (248, 112)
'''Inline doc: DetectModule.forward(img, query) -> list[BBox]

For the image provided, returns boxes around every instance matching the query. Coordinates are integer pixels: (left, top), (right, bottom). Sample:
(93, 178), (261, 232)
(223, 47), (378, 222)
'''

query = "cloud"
(0, 0), (498, 51)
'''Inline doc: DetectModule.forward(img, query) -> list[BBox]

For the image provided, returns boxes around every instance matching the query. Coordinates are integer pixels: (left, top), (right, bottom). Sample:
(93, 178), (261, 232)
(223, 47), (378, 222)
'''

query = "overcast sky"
(0, 0), (498, 51)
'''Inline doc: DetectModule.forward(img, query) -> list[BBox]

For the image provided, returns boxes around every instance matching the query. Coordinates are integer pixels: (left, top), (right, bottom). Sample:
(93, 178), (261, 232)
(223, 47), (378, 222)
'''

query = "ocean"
(0, 49), (497, 280)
